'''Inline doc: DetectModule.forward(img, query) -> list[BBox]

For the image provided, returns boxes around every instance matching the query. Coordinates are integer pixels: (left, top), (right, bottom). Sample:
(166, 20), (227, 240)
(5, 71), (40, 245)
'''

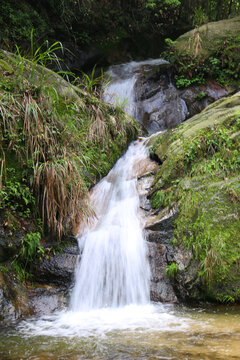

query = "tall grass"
(0, 42), (138, 239)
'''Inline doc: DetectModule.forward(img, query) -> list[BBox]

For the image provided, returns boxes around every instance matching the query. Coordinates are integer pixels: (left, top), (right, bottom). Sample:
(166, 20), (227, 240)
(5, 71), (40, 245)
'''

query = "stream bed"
(1, 303), (240, 359)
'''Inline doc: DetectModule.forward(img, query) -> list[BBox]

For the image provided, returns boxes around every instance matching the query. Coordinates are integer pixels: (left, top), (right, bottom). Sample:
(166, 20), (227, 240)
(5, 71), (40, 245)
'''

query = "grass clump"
(150, 190), (166, 209)
(0, 46), (138, 241)
(164, 262), (179, 280)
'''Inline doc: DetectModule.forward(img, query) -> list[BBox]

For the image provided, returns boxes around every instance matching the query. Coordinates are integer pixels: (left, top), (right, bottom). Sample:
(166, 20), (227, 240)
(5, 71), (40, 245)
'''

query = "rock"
(28, 285), (68, 317)
(134, 65), (188, 133)
(52, 43), (104, 72)
(0, 214), (31, 262)
(174, 16), (240, 58)
(133, 63), (229, 133)
(180, 81), (229, 118)
(147, 241), (177, 303)
(0, 270), (29, 324)
(31, 243), (79, 287)
(0, 269), (70, 324)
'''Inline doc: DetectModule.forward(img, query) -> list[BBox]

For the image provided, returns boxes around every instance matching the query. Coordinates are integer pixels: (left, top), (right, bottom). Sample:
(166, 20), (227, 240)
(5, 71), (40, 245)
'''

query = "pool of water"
(1, 303), (240, 360)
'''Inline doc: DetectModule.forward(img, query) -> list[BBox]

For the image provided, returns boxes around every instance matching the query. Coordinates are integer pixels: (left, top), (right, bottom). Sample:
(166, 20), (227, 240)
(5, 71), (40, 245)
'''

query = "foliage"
(194, 91), (207, 101)
(192, 6), (208, 27)
(0, 0), (240, 58)
(164, 31), (240, 89)
(165, 262), (179, 280)
(0, 46), (137, 239)
(11, 231), (44, 281)
(150, 190), (166, 208)
(0, 175), (35, 218)
(20, 232), (44, 264)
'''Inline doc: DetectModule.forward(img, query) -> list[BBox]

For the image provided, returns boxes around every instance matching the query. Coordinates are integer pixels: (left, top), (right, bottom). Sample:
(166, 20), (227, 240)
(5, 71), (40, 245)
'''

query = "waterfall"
(103, 59), (170, 120)
(70, 140), (150, 311)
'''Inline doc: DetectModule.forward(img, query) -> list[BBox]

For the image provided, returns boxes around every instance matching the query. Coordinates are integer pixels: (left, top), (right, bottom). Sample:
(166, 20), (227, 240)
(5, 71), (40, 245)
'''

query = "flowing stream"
(1, 60), (240, 360)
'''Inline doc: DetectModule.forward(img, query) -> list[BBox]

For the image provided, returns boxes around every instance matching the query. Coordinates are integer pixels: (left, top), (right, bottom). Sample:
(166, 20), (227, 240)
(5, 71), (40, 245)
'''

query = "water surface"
(1, 304), (240, 359)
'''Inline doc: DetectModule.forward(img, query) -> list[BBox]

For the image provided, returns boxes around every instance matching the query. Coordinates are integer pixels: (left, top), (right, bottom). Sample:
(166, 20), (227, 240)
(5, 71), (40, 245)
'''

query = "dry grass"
(88, 105), (108, 141)
(35, 158), (87, 238)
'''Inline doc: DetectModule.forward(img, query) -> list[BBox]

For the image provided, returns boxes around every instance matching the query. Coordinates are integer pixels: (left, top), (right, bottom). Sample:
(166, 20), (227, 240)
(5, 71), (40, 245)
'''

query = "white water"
(70, 140), (150, 311)
(103, 59), (169, 118)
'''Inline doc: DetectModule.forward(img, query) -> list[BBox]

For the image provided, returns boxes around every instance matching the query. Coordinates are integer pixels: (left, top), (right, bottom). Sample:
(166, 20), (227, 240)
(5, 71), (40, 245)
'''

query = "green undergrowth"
(164, 31), (240, 88)
(164, 262), (179, 281)
(150, 106), (240, 302)
(0, 48), (138, 245)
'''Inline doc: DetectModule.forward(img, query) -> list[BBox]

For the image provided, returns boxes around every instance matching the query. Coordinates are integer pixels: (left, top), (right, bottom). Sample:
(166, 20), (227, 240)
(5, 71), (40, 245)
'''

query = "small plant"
(0, 175), (36, 218)
(150, 190), (166, 209)
(193, 6), (208, 27)
(12, 231), (44, 281)
(165, 262), (179, 280)
(194, 91), (207, 101)
(20, 232), (44, 263)
(0, 266), (9, 273)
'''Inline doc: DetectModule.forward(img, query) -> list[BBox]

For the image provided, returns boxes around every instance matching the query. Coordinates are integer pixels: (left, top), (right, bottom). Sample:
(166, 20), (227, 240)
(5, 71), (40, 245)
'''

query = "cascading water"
(70, 141), (150, 311)
(103, 58), (189, 133)
(103, 59), (170, 120)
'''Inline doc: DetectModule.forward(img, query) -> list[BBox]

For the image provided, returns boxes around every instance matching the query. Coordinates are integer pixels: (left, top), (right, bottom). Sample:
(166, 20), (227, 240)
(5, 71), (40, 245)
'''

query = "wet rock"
(132, 61), (231, 133)
(31, 244), (79, 287)
(180, 81), (229, 118)
(138, 174), (156, 212)
(28, 286), (68, 316)
(147, 241), (178, 303)
(135, 67), (188, 133)
(145, 206), (179, 232)
(0, 270), (29, 324)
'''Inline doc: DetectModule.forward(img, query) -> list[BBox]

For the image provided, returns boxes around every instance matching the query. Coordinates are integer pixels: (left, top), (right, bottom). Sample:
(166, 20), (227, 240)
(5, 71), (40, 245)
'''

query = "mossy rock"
(150, 91), (240, 188)
(150, 91), (240, 303)
(174, 16), (240, 58)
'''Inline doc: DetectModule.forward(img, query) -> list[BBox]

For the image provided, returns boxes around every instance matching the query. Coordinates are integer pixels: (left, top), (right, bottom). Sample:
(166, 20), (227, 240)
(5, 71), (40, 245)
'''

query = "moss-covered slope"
(149, 92), (240, 303)
(174, 16), (240, 58)
(165, 16), (240, 89)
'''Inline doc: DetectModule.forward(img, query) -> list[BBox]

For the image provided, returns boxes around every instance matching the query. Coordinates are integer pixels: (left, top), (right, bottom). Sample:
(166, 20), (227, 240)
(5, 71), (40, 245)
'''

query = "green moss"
(150, 93), (240, 303)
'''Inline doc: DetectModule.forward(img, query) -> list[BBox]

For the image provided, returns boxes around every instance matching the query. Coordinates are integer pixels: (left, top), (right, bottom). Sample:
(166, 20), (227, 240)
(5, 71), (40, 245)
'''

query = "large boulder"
(133, 62), (229, 133)
(135, 66), (188, 133)
(174, 16), (240, 58)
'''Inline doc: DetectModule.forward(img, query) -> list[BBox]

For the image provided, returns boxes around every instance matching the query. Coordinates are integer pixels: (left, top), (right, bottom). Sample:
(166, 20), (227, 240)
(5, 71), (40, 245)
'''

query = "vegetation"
(164, 17), (240, 89)
(150, 96), (240, 302)
(0, 47), (137, 247)
(1, 1), (240, 56)
(164, 262), (179, 280)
